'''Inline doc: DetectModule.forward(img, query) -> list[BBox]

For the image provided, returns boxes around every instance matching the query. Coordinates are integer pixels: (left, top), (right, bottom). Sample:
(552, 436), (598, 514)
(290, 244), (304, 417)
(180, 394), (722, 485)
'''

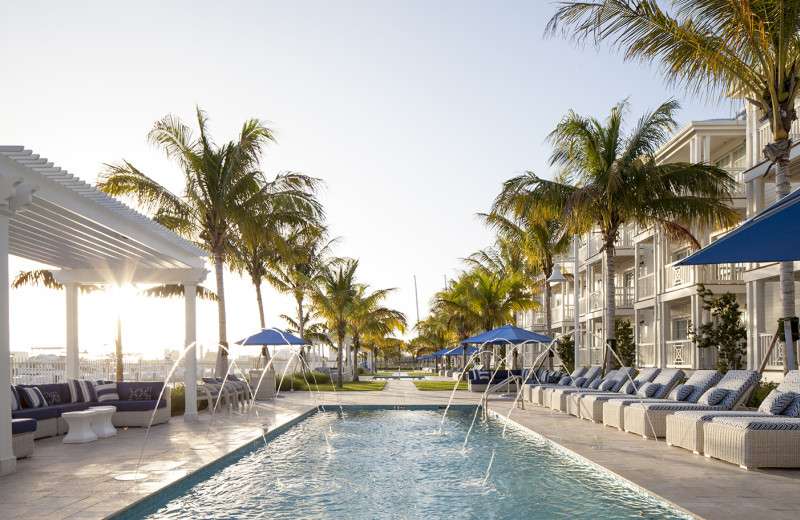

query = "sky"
(0, 1), (740, 359)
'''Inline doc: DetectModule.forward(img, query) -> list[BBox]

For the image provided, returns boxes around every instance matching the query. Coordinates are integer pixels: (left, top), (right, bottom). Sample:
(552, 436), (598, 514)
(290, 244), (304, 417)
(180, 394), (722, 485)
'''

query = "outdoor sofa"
(666, 370), (800, 455)
(602, 369), (721, 431)
(12, 418), (36, 458)
(11, 380), (170, 440)
(466, 369), (532, 393)
(623, 370), (760, 438)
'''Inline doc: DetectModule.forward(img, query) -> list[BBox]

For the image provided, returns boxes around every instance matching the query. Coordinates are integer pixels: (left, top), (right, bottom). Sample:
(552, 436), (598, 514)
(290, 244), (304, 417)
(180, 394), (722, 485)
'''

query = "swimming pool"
(126, 407), (691, 519)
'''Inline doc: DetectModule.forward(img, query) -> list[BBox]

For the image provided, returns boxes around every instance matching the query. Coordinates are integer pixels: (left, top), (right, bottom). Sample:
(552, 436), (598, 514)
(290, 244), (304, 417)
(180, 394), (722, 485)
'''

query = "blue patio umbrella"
(234, 328), (309, 346)
(460, 324), (552, 345)
(444, 345), (482, 356)
(676, 186), (800, 265)
(431, 348), (453, 357)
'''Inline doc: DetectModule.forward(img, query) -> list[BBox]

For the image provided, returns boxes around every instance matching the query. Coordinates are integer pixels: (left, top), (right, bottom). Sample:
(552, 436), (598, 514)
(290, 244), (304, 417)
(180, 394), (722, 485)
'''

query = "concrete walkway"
(2, 379), (798, 519)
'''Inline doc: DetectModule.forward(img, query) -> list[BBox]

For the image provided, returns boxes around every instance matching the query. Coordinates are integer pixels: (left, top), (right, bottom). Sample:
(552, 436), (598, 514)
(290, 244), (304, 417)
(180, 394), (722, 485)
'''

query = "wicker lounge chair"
(531, 366), (603, 407)
(602, 369), (720, 431)
(666, 370), (800, 454)
(521, 366), (587, 403)
(702, 415), (800, 469)
(571, 367), (670, 422)
(548, 368), (637, 413)
(624, 370), (760, 439)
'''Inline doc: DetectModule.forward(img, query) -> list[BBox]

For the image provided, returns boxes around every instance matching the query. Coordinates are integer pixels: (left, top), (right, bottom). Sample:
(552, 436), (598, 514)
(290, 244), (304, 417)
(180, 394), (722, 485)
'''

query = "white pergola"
(0, 146), (209, 476)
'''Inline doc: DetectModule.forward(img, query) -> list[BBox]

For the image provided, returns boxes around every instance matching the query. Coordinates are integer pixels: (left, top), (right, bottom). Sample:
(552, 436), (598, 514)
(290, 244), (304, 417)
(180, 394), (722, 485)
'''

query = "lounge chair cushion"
(55, 402), (91, 414)
(557, 375), (572, 385)
(18, 387), (46, 408)
(10, 386), (20, 411)
(589, 378), (604, 389)
(599, 380), (616, 391)
(699, 387), (728, 406)
(637, 382), (660, 398)
(711, 416), (800, 431)
(94, 382), (120, 403)
(12, 418), (36, 435)
(674, 384), (693, 401)
(758, 390), (795, 415)
(573, 377), (587, 387)
(621, 380), (637, 394)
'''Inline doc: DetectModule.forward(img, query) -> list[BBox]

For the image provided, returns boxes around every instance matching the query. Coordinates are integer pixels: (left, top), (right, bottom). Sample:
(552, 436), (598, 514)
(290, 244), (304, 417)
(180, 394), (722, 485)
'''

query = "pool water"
(134, 408), (689, 519)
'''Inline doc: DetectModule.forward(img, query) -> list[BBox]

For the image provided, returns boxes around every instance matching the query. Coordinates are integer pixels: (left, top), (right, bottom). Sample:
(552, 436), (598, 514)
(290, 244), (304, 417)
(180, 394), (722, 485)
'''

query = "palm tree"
(497, 100), (739, 371)
(479, 212), (570, 341)
(311, 258), (359, 388)
(98, 107), (321, 375)
(348, 285), (406, 381)
(546, 0), (800, 370)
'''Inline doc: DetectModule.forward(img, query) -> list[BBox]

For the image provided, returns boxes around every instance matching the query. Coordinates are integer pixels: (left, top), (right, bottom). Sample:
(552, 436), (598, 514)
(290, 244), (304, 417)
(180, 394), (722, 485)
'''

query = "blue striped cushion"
(557, 375), (571, 386)
(10, 386), (20, 411)
(573, 377), (587, 387)
(783, 393), (800, 417)
(599, 380), (616, 392)
(637, 382), (660, 398)
(758, 390), (795, 415)
(77, 380), (97, 402)
(19, 387), (46, 408)
(698, 387), (728, 406)
(674, 384), (693, 401)
(712, 416), (800, 431)
(621, 381), (637, 394)
(589, 378), (604, 389)
(67, 379), (82, 403)
(94, 382), (119, 402)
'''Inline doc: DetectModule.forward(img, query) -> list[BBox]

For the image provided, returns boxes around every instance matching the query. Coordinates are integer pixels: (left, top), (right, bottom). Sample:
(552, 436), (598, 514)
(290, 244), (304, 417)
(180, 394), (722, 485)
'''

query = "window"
(672, 248), (689, 262)
(675, 319), (689, 341)
(732, 146), (746, 168)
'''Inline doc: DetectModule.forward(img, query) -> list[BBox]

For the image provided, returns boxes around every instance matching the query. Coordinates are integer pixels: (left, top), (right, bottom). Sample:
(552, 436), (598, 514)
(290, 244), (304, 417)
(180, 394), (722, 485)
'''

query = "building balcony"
(616, 287), (634, 308)
(665, 340), (693, 368)
(552, 304), (574, 323)
(638, 273), (655, 299)
(637, 342), (656, 367)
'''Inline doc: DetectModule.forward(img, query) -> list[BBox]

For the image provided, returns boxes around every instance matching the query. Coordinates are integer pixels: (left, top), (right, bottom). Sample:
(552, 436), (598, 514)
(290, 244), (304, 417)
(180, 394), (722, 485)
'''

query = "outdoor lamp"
(547, 263), (568, 284)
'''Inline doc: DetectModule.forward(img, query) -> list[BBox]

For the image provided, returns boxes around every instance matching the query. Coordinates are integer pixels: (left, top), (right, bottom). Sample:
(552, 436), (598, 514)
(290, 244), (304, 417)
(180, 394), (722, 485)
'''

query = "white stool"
(89, 405), (117, 438)
(62, 410), (98, 443)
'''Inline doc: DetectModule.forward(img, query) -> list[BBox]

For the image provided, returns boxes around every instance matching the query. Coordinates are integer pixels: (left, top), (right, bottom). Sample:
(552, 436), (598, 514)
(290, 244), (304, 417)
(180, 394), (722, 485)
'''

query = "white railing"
(553, 304), (575, 323)
(706, 263), (746, 283)
(727, 167), (746, 196)
(589, 291), (603, 311)
(666, 265), (693, 289)
(638, 273), (655, 299)
(637, 342), (656, 367)
(590, 347), (603, 365)
(615, 287), (634, 307)
(616, 225), (634, 248)
(588, 234), (603, 257)
(761, 332), (783, 370)
(578, 297), (587, 315)
(531, 310), (546, 326)
(665, 340), (693, 367)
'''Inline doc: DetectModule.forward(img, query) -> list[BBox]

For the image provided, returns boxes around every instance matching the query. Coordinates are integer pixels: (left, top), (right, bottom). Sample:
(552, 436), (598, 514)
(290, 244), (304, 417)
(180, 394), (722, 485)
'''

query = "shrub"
(614, 320), (636, 368)
(357, 366), (365, 375)
(747, 381), (779, 408)
(296, 371), (331, 385)
(555, 336), (575, 373)
(171, 384), (185, 416)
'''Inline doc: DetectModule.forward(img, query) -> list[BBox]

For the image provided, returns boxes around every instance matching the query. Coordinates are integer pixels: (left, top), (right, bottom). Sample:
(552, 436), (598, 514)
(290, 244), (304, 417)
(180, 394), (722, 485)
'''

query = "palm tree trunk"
(255, 280), (265, 329)
(352, 341), (360, 382)
(545, 282), (553, 370)
(604, 244), (616, 373)
(297, 297), (307, 370)
(336, 334), (343, 388)
(776, 159), (797, 373)
(213, 249), (228, 377)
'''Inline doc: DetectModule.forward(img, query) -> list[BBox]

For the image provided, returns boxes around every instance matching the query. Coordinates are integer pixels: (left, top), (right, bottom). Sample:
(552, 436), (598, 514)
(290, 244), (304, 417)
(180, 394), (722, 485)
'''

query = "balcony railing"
(761, 332), (783, 370)
(665, 340), (693, 367)
(637, 342), (656, 367)
(707, 263), (746, 283)
(589, 291), (603, 311)
(590, 347), (603, 365)
(615, 287), (634, 307)
(727, 167), (746, 196)
(666, 265), (693, 289)
(531, 310), (546, 327)
(638, 273), (655, 299)
(617, 224), (634, 248)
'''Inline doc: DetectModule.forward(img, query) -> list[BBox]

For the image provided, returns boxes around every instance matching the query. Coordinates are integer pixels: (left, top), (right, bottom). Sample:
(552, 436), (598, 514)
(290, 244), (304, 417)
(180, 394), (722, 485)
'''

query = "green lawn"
(375, 372), (427, 377)
(413, 381), (468, 391)
(285, 380), (387, 391)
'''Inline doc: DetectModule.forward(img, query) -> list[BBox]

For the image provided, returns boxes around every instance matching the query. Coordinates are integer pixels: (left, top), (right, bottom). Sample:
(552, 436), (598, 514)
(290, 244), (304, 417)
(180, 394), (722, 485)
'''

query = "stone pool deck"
(1, 377), (799, 519)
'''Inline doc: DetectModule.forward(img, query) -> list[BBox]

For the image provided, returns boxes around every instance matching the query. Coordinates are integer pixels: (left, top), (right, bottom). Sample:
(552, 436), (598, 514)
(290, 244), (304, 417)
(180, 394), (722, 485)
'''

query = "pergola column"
(65, 283), (79, 380)
(184, 283), (198, 422)
(0, 213), (15, 476)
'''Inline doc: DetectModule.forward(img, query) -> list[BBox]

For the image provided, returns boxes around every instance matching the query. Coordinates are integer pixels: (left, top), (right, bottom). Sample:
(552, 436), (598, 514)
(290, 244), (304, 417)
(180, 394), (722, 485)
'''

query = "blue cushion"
(18, 387), (46, 408)
(621, 381), (637, 394)
(67, 379), (83, 403)
(599, 380), (616, 392)
(637, 382), (660, 398)
(56, 402), (91, 414)
(699, 387), (728, 406)
(573, 377), (587, 387)
(11, 406), (58, 420)
(758, 390), (795, 415)
(77, 380), (97, 402)
(783, 392), (800, 417)
(117, 382), (164, 400)
(589, 378), (604, 390)
(12, 418), (36, 435)
(100, 399), (167, 411)
(10, 386), (20, 411)
(94, 382), (120, 402)
(557, 375), (572, 386)
(674, 384), (693, 401)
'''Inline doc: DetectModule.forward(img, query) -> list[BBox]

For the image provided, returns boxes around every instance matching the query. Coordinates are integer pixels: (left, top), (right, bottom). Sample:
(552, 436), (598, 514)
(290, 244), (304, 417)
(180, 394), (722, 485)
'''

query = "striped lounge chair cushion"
(637, 382), (661, 398)
(599, 379), (616, 391)
(698, 387), (728, 406)
(758, 390), (796, 415)
(10, 385), (21, 411)
(711, 416), (800, 431)
(589, 378), (604, 389)
(573, 377), (587, 387)
(19, 387), (46, 408)
(673, 384), (694, 401)
(782, 393), (800, 417)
